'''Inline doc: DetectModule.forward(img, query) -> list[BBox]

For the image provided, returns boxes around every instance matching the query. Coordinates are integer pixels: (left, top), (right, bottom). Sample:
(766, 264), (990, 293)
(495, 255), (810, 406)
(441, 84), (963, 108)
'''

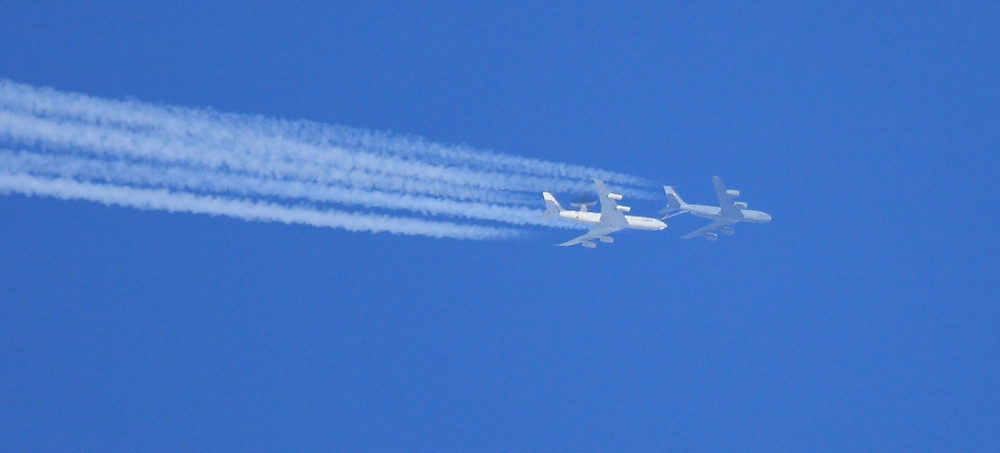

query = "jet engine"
(599, 236), (614, 243)
(616, 205), (631, 213)
(726, 189), (740, 197)
(704, 232), (718, 241)
(607, 193), (623, 200)
(721, 227), (735, 236)
(582, 241), (597, 249)
(735, 202), (748, 209)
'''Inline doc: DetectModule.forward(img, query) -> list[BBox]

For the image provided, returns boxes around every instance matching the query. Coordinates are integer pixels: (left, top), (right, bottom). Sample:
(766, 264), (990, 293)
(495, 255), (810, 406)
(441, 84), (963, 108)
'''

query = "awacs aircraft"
(542, 179), (667, 248)
(661, 176), (771, 240)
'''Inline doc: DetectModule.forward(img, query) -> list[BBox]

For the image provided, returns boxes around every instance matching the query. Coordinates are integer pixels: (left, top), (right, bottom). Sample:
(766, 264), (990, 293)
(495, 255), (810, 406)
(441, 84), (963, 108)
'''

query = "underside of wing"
(558, 226), (621, 246)
(713, 176), (742, 217)
(592, 179), (629, 227)
(682, 220), (732, 239)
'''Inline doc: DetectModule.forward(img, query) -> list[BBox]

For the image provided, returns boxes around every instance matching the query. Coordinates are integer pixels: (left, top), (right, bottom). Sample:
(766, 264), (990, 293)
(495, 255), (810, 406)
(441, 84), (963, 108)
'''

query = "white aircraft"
(661, 176), (771, 240)
(542, 179), (667, 248)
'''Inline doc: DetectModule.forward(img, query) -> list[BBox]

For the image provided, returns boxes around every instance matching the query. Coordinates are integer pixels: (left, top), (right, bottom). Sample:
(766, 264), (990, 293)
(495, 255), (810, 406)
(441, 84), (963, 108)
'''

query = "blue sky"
(2, 1), (998, 451)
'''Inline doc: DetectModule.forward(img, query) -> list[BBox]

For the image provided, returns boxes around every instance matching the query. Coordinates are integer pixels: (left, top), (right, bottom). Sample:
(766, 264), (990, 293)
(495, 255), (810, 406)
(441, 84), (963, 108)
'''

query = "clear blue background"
(2, 2), (998, 451)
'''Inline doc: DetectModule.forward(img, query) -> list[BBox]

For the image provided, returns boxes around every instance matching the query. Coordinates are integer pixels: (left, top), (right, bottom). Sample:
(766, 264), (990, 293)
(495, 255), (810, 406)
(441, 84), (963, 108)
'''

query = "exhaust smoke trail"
(0, 172), (512, 239)
(0, 79), (650, 239)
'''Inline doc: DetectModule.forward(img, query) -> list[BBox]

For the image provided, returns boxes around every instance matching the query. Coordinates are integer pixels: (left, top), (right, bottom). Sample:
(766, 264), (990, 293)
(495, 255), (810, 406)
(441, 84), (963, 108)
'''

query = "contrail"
(0, 79), (649, 239)
(0, 80), (656, 191)
(0, 112), (530, 205)
(0, 149), (558, 227)
(0, 173), (516, 240)
(0, 107), (657, 202)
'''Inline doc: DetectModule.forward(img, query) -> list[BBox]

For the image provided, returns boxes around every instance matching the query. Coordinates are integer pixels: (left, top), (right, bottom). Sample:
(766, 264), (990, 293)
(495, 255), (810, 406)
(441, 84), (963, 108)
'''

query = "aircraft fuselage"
(557, 211), (667, 230)
(682, 204), (772, 223)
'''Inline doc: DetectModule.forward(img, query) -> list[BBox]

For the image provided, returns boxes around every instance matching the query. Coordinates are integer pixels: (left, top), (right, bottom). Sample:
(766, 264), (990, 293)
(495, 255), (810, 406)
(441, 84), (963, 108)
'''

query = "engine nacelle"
(582, 241), (597, 249)
(726, 189), (740, 197)
(735, 202), (748, 209)
(721, 227), (735, 236)
(616, 205), (631, 213)
(607, 193), (623, 201)
(599, 236), (614, 243)
(704, 232), (718, 241)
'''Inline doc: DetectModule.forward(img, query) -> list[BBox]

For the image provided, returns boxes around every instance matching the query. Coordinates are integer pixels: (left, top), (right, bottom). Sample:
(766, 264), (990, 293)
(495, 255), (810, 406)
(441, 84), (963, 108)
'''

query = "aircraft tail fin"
(541, 192), (565, 218)
(660, 186), (688, 216)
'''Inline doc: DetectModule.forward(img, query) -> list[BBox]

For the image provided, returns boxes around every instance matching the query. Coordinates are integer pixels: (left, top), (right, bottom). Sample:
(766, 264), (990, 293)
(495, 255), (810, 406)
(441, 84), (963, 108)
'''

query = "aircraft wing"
(592, 179), (629, 227)
(682, 219), (734, 239)
(713, 176), (742, 217)
(558, 226), (621, 246)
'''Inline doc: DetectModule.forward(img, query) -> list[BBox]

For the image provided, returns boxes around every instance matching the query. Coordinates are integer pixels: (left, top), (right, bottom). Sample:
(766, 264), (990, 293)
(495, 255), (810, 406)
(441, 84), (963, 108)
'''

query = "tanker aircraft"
(661, 176), (771, 240)
(542, 179), (667, 248)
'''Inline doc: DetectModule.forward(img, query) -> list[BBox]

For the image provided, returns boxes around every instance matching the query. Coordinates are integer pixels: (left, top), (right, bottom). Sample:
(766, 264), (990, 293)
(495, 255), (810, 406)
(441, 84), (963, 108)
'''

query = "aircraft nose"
(762, 213), (772, 223)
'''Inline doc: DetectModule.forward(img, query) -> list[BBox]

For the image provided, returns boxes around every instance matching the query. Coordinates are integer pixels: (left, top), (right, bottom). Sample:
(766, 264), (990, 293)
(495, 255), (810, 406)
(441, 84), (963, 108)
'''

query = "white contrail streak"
(0, 111), (531, 205)
(0, 79), (658, 198)
(0, 149), (562, 227)
(0, 79), (651, 239)
(0, 172), (516, 240)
